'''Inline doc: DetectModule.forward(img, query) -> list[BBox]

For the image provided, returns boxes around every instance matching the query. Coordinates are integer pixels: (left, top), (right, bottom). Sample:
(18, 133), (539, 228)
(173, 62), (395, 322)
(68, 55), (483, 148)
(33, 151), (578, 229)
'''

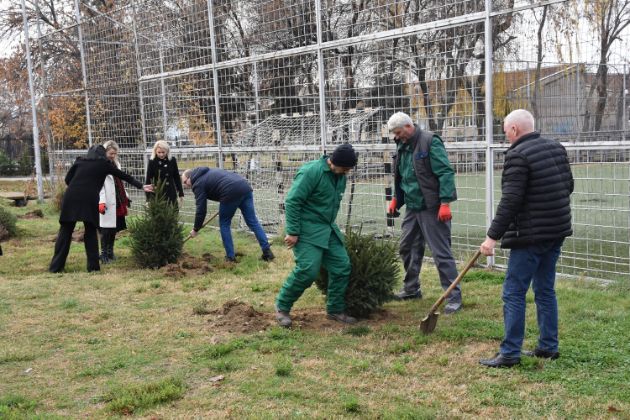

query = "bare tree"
(581, 0), (630, 132)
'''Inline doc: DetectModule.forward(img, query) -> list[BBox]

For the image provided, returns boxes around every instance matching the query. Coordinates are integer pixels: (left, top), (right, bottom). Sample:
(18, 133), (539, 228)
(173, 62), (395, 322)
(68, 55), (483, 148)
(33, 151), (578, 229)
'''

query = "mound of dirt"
(158, 253), (213, 277)
(180, 253), (213, 273)
(48, 229), (84, 243)
(72, 230), (84, 242)
(161, 263), (186, 278)
(18, 209), (44, 219)
(208, 300), (271, 334)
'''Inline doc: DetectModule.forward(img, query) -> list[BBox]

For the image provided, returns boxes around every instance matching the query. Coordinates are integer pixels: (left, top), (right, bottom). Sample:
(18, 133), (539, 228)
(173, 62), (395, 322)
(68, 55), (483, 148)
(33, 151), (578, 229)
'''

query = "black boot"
(99, 230), (110, 264)
(479, 353), (521, 368)
(261, 247), (275, 261)
(107, 231), (116, 261)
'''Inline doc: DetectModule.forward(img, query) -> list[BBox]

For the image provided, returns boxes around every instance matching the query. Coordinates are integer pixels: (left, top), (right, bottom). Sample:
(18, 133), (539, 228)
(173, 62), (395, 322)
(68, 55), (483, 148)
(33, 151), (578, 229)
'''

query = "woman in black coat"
(49, 145), (153, 273)
(145, 140), (184, 207)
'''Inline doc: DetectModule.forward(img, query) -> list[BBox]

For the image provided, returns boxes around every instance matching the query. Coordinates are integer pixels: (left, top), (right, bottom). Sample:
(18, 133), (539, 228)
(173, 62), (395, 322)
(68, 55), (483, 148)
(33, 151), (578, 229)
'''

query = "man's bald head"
(503, 109), (535, 144)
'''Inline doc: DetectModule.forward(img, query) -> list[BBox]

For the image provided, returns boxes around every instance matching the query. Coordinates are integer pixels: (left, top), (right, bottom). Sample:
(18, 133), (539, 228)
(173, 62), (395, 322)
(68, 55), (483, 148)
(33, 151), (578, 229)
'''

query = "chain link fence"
(26, 0), (629, 282)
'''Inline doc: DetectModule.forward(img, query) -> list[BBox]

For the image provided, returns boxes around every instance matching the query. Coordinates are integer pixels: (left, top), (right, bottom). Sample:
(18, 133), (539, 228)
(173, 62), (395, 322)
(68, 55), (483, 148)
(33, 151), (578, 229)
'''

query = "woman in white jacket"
(98, 140), (131, 263)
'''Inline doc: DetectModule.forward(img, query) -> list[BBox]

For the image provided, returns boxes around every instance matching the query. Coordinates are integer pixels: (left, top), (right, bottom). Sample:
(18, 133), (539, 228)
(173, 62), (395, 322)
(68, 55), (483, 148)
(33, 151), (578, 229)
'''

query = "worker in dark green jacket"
(275, 144), (359, 328)
(387, 112), (462, 314)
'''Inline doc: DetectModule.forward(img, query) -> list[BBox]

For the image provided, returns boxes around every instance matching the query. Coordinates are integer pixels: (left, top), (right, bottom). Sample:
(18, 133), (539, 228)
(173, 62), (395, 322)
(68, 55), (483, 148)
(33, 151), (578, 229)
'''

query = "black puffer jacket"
(487, 132), (573, 248)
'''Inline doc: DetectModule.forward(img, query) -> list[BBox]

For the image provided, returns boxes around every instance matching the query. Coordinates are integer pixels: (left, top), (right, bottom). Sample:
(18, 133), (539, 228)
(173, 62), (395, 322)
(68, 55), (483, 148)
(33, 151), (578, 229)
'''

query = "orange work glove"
(387, 197), (398, 215)
(98, 203), (107, 215)
(437, 203), (452, 222)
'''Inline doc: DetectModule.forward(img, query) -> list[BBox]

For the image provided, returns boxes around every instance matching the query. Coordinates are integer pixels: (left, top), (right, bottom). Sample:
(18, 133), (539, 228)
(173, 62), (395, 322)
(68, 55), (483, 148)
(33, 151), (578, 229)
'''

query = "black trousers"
(49, 221), (99, 273)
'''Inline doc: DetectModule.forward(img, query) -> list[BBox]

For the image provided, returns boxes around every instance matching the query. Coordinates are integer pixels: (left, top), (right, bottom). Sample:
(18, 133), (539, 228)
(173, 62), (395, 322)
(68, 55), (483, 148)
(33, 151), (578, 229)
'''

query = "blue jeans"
(500, 239), (564, 358)
(219, 192), (270, 259)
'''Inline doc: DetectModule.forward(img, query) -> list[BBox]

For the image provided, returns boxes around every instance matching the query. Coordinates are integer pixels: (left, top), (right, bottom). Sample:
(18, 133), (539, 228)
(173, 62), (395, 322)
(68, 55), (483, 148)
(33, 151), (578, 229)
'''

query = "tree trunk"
(531, 5), (548, 121)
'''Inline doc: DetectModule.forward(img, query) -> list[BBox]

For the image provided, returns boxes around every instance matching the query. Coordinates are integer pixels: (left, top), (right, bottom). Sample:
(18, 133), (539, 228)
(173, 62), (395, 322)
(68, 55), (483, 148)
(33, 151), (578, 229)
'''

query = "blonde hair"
(151, 140), (171, 160)
(102, 140), (120, 168)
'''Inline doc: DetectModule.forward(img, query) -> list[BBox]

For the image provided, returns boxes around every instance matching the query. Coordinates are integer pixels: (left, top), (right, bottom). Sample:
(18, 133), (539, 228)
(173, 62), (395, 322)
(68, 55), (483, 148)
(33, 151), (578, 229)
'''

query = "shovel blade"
(420, 312), (439, 334)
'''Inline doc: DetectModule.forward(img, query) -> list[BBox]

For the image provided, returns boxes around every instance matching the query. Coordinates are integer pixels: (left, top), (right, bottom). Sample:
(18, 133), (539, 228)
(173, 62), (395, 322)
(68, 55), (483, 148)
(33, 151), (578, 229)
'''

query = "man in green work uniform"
(387, 112), (462, 314)
(275, 144), (359, 328)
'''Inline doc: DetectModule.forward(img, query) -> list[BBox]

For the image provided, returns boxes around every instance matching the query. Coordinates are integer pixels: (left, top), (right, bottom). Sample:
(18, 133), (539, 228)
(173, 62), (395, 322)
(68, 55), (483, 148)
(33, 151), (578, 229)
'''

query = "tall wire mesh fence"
(26, 0), (630, 282)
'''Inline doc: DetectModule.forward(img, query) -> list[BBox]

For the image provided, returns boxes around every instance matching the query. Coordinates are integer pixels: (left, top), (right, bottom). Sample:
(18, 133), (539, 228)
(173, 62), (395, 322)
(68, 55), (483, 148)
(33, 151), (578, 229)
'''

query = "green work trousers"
(276, 233), (350, 314)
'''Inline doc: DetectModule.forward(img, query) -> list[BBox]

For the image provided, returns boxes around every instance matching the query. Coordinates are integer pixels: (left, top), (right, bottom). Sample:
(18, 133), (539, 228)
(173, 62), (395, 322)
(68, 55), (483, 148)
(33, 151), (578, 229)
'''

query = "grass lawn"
(0, 201), (629, 418)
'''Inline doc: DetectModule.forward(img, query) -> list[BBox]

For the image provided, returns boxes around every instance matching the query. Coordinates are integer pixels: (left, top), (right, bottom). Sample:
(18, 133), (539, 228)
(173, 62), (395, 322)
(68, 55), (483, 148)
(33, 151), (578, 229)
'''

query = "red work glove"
(98, 203), (107, 215)
(437, 203), (452, 222)
(387, 197), (398, 215)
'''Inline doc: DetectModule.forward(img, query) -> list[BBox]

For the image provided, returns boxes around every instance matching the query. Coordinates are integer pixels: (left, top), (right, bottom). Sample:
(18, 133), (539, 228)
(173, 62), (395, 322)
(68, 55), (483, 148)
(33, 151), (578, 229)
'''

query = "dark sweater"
(488, 132), (574, 248)
(189, 167), (252, 230)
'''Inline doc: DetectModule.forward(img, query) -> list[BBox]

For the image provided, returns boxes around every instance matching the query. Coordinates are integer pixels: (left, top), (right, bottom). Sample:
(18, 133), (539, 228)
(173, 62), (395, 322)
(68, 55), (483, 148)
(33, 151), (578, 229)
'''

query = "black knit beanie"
(330, 143), (358, 168)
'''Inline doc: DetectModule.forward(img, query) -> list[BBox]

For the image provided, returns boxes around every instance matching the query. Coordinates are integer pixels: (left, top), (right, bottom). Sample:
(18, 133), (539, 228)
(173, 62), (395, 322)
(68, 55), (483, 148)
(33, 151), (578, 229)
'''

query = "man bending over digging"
(182, 167), (274, 263)
(275, 144), (359, 328)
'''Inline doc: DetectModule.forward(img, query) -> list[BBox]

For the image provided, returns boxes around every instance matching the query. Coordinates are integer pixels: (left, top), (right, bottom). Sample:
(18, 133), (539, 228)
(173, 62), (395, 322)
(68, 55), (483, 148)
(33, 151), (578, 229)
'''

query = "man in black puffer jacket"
(479, 109), (574, 368)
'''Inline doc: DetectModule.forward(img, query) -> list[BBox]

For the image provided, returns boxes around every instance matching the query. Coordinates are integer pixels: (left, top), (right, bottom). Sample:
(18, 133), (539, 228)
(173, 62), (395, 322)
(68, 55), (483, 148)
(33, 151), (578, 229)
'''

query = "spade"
(420, 250), (481, 334)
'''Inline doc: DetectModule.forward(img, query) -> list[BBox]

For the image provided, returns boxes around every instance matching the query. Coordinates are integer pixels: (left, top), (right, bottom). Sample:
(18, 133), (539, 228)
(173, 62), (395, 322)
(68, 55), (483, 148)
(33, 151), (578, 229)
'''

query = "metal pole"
(484, 0), (495, 267)
(315, 0), (328, 154)
(34, 0), (55, 186)
(21, 0), (44, 202)
(131, 0), (149, 174)
(253, 60), (260, 142)
(73, 0), (93, 147)
(623, 64), (627, 143)
(206, 0), (224, 169)
(576, 65), (581, 143)
(158, 45), (168, 141)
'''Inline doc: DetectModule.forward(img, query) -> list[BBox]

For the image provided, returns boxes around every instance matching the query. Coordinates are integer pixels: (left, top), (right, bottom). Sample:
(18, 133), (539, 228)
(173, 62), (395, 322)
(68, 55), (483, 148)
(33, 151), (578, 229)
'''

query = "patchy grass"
(104, 377), (185, 415)
(0, 203), (629, 418)
(0, 394), (39, 418)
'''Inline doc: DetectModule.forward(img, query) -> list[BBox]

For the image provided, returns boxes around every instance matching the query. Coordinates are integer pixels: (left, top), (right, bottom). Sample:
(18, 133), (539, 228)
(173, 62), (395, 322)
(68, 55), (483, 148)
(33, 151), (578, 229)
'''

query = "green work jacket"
(285, 157), (346, 249)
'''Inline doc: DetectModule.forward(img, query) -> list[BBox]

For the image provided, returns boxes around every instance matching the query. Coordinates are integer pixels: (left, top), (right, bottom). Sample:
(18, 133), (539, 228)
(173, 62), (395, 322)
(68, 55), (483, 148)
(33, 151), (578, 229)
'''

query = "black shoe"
(99, 253), (110, 264)
(225, 256), (237, 263)
(261, 248), (275, 261)
(275, 306), (292, 328)
(479, 353), (521, 368)
(393, 290), (422, 301)
(522, 348), (560, 360)
(327, 312), (358, 324)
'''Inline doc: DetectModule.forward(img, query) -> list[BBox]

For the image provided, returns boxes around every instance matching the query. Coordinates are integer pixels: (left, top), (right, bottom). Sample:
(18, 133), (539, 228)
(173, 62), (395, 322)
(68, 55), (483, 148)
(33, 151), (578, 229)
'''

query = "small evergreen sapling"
(129, 179), (183, 269)
(316, 229), (399, 318)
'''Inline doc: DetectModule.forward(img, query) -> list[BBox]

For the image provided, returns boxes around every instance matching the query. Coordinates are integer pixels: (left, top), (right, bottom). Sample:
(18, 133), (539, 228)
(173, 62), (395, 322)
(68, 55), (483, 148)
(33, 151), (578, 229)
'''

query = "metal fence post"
(206, 0), (224, 169)
(73, 0), (93, 147)
(484, 0), (495, 267)
(315, 0), (328, 154)
(158, 45), (169, 142)
(253, 60), (261, 143)
(20, 0), (44, 202)
(130, 0), (149, 174)
(623, 64), (627, 143)
(34, 0), (55, 185)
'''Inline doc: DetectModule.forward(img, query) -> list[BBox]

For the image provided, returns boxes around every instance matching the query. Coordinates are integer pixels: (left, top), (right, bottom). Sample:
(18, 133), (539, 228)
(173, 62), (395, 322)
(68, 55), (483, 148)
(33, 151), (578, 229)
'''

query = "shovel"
(420, 250), (482, 334)
(183, 211), (219, 244)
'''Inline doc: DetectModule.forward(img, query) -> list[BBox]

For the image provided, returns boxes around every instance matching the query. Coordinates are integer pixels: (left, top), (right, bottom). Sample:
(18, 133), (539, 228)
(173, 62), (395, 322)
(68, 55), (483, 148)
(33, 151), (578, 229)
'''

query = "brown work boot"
(275, 306), (292, 328)
(327, 312), (357, 324)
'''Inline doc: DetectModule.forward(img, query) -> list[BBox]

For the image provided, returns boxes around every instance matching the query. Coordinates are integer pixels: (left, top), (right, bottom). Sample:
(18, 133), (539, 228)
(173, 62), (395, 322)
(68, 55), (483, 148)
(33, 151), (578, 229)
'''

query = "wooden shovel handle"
(427, 250), (482, 314)
(183, 211), (219, 243)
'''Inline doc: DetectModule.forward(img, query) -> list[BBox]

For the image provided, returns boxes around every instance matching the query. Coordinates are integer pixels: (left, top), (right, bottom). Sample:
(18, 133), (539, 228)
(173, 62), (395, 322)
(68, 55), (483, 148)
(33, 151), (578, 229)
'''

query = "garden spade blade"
(420, 311), (439, 334)
(420, 250), (481, 335)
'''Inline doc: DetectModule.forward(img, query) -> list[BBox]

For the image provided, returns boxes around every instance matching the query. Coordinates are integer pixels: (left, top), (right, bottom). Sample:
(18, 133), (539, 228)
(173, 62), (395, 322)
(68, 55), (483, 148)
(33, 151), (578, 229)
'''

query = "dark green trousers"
(276, 233), (350, 314)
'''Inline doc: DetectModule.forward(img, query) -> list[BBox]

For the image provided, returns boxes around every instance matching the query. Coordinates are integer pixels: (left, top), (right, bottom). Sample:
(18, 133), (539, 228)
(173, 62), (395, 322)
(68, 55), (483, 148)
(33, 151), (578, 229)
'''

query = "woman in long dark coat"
(49, 145), (153, 273)
(145, 140), (184, 207)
